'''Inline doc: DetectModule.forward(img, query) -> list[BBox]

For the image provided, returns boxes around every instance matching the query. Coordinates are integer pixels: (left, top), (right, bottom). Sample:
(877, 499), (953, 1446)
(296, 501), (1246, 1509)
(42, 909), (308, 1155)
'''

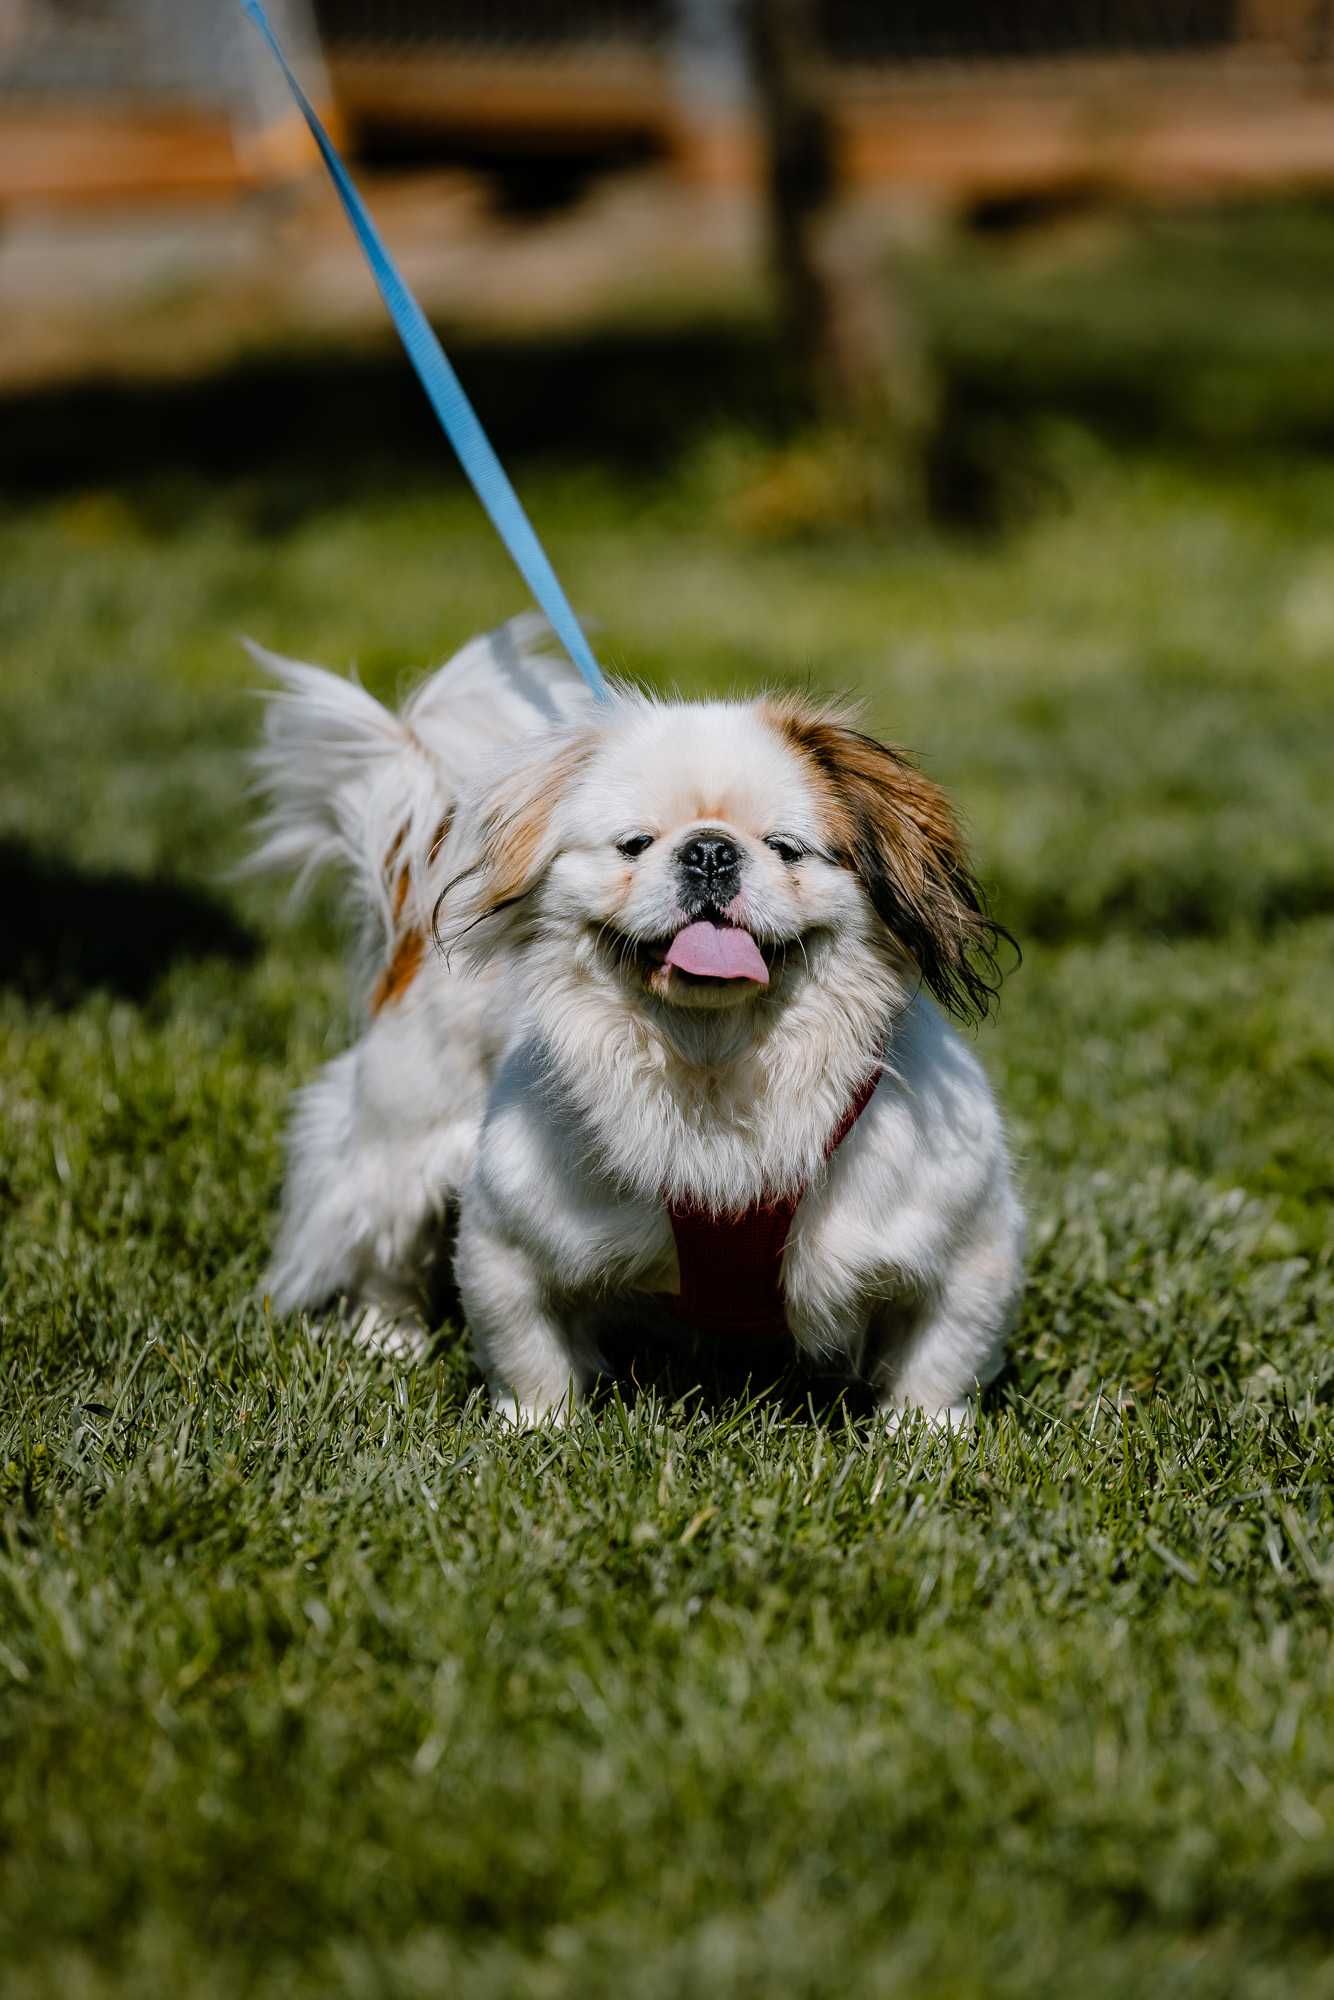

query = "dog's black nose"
(678, 832), (741, 897)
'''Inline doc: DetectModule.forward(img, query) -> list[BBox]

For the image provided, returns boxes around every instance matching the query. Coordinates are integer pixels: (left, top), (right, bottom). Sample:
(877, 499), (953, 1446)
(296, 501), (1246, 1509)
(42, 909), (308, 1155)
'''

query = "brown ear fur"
(764, 698), (1015, 1021)
(433, 728), (596, 947)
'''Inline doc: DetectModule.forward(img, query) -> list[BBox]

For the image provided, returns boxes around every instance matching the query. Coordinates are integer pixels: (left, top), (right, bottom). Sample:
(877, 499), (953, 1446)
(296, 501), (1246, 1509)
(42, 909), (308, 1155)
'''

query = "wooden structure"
(3, 0), (1334, 209)
(322, 0), (1334, 204)
(0, 0), (331, 205)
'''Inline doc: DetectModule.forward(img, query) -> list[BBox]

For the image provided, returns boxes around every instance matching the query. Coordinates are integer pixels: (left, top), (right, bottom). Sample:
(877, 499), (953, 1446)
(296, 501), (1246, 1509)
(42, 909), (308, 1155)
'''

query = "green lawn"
(1, 202), (1331, 1999)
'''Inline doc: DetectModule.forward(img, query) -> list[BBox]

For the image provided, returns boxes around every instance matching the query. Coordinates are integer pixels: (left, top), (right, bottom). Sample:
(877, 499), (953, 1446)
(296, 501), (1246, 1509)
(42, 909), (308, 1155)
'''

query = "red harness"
(664, 1070), (880, 1338)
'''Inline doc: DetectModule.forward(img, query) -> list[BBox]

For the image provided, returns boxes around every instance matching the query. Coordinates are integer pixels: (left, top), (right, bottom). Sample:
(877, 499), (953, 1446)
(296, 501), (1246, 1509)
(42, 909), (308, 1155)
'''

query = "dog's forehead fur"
(565, 699), (826, 837)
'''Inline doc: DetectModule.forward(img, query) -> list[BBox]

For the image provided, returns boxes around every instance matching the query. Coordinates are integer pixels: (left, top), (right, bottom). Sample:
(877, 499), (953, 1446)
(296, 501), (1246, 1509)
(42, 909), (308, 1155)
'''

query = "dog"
(249, 617), (1024, 1427)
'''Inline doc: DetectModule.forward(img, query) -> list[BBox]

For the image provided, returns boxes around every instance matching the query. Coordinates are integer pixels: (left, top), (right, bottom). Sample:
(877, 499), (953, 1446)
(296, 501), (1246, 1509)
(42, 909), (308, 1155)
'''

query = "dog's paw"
(349, 1303), (431, 1363)
(489, 1390), (574, 1429)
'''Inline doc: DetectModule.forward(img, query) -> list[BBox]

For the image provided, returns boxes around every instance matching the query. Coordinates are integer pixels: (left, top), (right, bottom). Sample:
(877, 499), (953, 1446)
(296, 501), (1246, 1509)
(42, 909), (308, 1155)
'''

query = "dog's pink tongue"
(664, 921), (769, 984)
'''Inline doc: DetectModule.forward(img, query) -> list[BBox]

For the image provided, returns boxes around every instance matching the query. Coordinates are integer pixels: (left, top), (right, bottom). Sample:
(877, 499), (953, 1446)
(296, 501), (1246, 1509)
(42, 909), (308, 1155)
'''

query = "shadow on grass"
(423, 1305), (876, 1427)
(6, 288), (1334, 532)
(0, 327), (807, 515)
(430, 1315), (1015, 1428)
(0, 841), (256, 1008)
(595, 1320), (879, 1425)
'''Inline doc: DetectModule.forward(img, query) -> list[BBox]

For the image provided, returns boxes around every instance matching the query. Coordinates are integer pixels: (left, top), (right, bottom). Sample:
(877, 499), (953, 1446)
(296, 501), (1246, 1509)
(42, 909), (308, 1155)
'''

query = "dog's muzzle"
(677, 830), (742, 909)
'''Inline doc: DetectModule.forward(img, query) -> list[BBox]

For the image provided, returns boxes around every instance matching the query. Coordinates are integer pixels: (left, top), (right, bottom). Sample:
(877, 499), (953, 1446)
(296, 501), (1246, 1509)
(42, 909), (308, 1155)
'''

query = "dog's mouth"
(605, 918), (780, 994)
(662, 919), (770, 985)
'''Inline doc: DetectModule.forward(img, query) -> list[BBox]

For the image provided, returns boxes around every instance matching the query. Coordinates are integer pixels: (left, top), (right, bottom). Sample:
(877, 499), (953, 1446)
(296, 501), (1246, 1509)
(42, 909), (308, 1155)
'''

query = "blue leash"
(239, 0), (608, 703)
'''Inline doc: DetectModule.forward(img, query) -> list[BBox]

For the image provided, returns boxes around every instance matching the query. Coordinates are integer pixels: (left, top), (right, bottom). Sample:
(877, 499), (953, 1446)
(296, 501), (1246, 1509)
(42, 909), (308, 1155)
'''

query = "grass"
(1, 200), (1331, 1999)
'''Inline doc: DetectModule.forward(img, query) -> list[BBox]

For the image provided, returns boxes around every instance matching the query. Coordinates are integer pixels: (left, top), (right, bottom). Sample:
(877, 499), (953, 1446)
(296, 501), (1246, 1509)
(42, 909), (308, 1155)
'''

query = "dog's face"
(444, 695), (1006, 1023)
(546, 702), (858, 1014)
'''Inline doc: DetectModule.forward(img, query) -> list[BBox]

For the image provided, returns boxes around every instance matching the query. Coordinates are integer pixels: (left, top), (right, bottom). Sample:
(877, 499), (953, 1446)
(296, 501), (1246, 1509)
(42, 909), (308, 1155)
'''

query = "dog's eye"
(616, 833), (655, 859)
(764, 835), (806, 865)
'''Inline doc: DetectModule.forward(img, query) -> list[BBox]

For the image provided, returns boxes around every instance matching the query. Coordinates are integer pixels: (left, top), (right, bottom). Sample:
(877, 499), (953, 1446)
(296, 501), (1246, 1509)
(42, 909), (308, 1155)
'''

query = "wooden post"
(746, 0), (933, 508)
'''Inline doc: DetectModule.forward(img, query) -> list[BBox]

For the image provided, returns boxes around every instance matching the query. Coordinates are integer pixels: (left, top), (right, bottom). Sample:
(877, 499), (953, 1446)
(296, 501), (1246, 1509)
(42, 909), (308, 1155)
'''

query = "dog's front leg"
(868, 1211), (1022, 1434)
(455, 1205), (592, 1425)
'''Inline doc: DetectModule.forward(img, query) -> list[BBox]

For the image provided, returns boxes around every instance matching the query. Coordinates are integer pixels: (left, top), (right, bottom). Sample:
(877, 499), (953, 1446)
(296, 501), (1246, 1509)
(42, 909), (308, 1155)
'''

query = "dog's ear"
(764, 700), (1014, 1021)
(432, 725), (597, 958)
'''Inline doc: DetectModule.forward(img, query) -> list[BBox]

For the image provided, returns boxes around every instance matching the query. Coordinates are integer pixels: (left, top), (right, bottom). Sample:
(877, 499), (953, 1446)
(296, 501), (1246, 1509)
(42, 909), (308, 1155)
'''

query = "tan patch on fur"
(684, 791), (758, 828)
(370, 810), (453, 1014)
(477, 733), (595, 915)
(427, 812), (453, 866)
(760, 694), (1006, 1020)
(371, 925), (425, 1013)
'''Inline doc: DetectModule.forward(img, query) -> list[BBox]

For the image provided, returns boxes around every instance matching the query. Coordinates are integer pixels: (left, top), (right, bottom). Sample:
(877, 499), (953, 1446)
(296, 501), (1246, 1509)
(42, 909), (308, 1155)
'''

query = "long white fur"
(252, 623), (1025, 1420)
(247, 618), (596, 1341)
(245, 614), (593, 986)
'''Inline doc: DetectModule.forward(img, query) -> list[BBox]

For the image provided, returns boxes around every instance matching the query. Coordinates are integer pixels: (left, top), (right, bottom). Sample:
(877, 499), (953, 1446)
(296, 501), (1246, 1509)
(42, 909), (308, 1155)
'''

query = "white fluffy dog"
(250, 618), (1023, 1427)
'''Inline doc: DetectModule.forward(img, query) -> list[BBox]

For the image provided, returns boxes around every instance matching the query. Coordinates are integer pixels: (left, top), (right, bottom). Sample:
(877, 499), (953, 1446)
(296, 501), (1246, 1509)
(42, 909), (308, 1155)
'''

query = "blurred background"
(6, 0), (1334, 410)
